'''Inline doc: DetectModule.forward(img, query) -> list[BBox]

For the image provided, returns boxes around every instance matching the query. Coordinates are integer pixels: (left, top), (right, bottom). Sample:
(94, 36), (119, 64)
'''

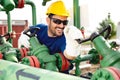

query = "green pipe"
(42, 0), (51, 6)
(13, 0), (37, 25)
(73, 0), (80, 28)
(93, 36), (120, 69)
(72, 54), (94, 63)
(72, 54), (95, 76)
(0, 0), (15, 11)
(6, 11), (12, 43)
(25, 0), (37, 25)
(0, 8), (12, 43)
(0, 60), (87, 80)
(93, 36), (114, 57)
(6, 11), (12, 34)
(28, 37), (57, 71)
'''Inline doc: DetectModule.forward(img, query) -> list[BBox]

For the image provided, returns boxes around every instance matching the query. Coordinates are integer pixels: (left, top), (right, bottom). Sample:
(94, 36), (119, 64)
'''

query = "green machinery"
(0, 28), (71, 72)
(0, 60), (87, 80)
(20, 28), (63, 71)
(0, 24), (120, 80)
(0, 33), (29, 62)
(74, 25), (120, 80)
(0, 27), (88, 80)
(0, 33), (18, 62)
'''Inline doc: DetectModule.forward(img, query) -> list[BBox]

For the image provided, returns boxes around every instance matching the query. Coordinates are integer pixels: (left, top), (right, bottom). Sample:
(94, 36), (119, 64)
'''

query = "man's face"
(47, 15), (68, 37)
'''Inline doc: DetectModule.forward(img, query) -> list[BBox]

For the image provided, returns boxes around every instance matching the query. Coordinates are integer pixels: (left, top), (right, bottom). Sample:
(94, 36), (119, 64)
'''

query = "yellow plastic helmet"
(46, 0), (69, 17)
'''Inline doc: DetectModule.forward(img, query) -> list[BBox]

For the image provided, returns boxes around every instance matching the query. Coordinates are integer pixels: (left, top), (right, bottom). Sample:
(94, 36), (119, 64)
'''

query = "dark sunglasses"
(50, 18), (68, 25)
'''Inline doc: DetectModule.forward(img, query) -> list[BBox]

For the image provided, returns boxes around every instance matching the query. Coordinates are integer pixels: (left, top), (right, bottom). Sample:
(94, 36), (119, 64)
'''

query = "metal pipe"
(25, 0), (37, 25)
(0, 60), (88, 80)
(6, 11), (12, 43)
(0, 0), (15, 11)
(73, 0), (80, 28)
(0, 7), (12, 43)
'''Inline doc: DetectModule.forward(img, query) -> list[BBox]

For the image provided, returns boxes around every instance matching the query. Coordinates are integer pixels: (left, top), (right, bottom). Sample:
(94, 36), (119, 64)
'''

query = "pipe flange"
(18, 0), (25, 8)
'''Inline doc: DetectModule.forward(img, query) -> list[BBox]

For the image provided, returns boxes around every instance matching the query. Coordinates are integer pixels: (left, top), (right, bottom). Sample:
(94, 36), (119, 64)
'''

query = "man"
(19, 0), (76, 59)
(18, 0), (77, 73)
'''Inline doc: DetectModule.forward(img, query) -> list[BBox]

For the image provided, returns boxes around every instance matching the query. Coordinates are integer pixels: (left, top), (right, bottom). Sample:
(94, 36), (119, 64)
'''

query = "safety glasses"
(51, 18), (68, 25)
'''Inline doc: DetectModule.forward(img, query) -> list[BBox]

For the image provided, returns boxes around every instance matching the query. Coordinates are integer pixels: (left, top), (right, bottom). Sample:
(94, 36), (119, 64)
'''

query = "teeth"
(57, 28), (62, 31)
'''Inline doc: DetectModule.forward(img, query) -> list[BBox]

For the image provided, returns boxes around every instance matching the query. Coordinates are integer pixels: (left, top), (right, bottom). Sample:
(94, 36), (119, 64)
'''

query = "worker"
(18, 0), (77, 74)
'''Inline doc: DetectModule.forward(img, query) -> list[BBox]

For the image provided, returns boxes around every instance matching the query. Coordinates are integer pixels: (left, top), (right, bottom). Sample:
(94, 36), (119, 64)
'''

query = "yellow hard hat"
(46, 0), (69, 17)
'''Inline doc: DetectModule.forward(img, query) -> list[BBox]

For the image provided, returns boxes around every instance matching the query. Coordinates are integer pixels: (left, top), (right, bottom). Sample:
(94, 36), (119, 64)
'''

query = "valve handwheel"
(25, 56), (40, 68)
(19, 47), (29, 59)
(59, 53), (70, 71)
(30, 56), (40, 68)
(91, 67), (120, 80)
(76, 25), (111, 44)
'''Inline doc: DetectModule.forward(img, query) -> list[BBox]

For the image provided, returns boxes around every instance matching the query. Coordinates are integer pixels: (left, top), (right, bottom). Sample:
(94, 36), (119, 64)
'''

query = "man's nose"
(59, 22), (65, 28)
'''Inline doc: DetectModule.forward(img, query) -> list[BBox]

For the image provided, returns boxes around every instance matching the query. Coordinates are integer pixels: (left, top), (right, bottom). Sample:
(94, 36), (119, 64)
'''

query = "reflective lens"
(51, 18), (68, 25)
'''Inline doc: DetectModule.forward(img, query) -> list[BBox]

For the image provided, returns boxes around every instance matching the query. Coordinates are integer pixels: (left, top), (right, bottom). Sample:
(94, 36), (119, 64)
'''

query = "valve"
(0, 33), (13, 50)
(0, 33), (19, 62)
(88, 49), (100, 64)
(0, 0), (15, 11)
(55, 53), (70, 72)
(0, 0), (25, 11)
(91, 67), (120, 80)
(22, 27), (73, 72)
(76, 24), (120, 78)
(21, 56), (40, 68)
(18, 47), (29, 60)
(21, 27), (58, 71)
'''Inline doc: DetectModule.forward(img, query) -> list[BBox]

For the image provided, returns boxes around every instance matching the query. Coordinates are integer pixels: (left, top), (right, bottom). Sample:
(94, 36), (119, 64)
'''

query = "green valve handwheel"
(91, 67), (120, 80)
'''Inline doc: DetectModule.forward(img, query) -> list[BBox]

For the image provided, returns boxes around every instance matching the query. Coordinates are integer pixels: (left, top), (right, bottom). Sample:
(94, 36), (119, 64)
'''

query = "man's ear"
(46, 17), (50, 25)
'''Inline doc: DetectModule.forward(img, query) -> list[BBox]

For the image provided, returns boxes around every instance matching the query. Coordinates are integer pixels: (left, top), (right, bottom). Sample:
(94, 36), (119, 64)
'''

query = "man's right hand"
(18, 31), (30, 48)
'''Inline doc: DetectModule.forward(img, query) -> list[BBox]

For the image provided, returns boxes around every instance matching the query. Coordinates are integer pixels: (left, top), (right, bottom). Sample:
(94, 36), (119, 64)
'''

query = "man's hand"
(18, 31), (30, 48)
(63, 50), (76, 60)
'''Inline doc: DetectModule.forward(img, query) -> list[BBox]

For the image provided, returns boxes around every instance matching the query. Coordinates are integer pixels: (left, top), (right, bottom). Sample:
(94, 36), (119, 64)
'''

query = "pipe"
(0, 0), (15, 11)
(0, 8), (12, 43)
(0, 60), (87, 80)
(25, 0), (37, 25)
(73, 0), (80, 28)
(6, 11), (12, 43)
